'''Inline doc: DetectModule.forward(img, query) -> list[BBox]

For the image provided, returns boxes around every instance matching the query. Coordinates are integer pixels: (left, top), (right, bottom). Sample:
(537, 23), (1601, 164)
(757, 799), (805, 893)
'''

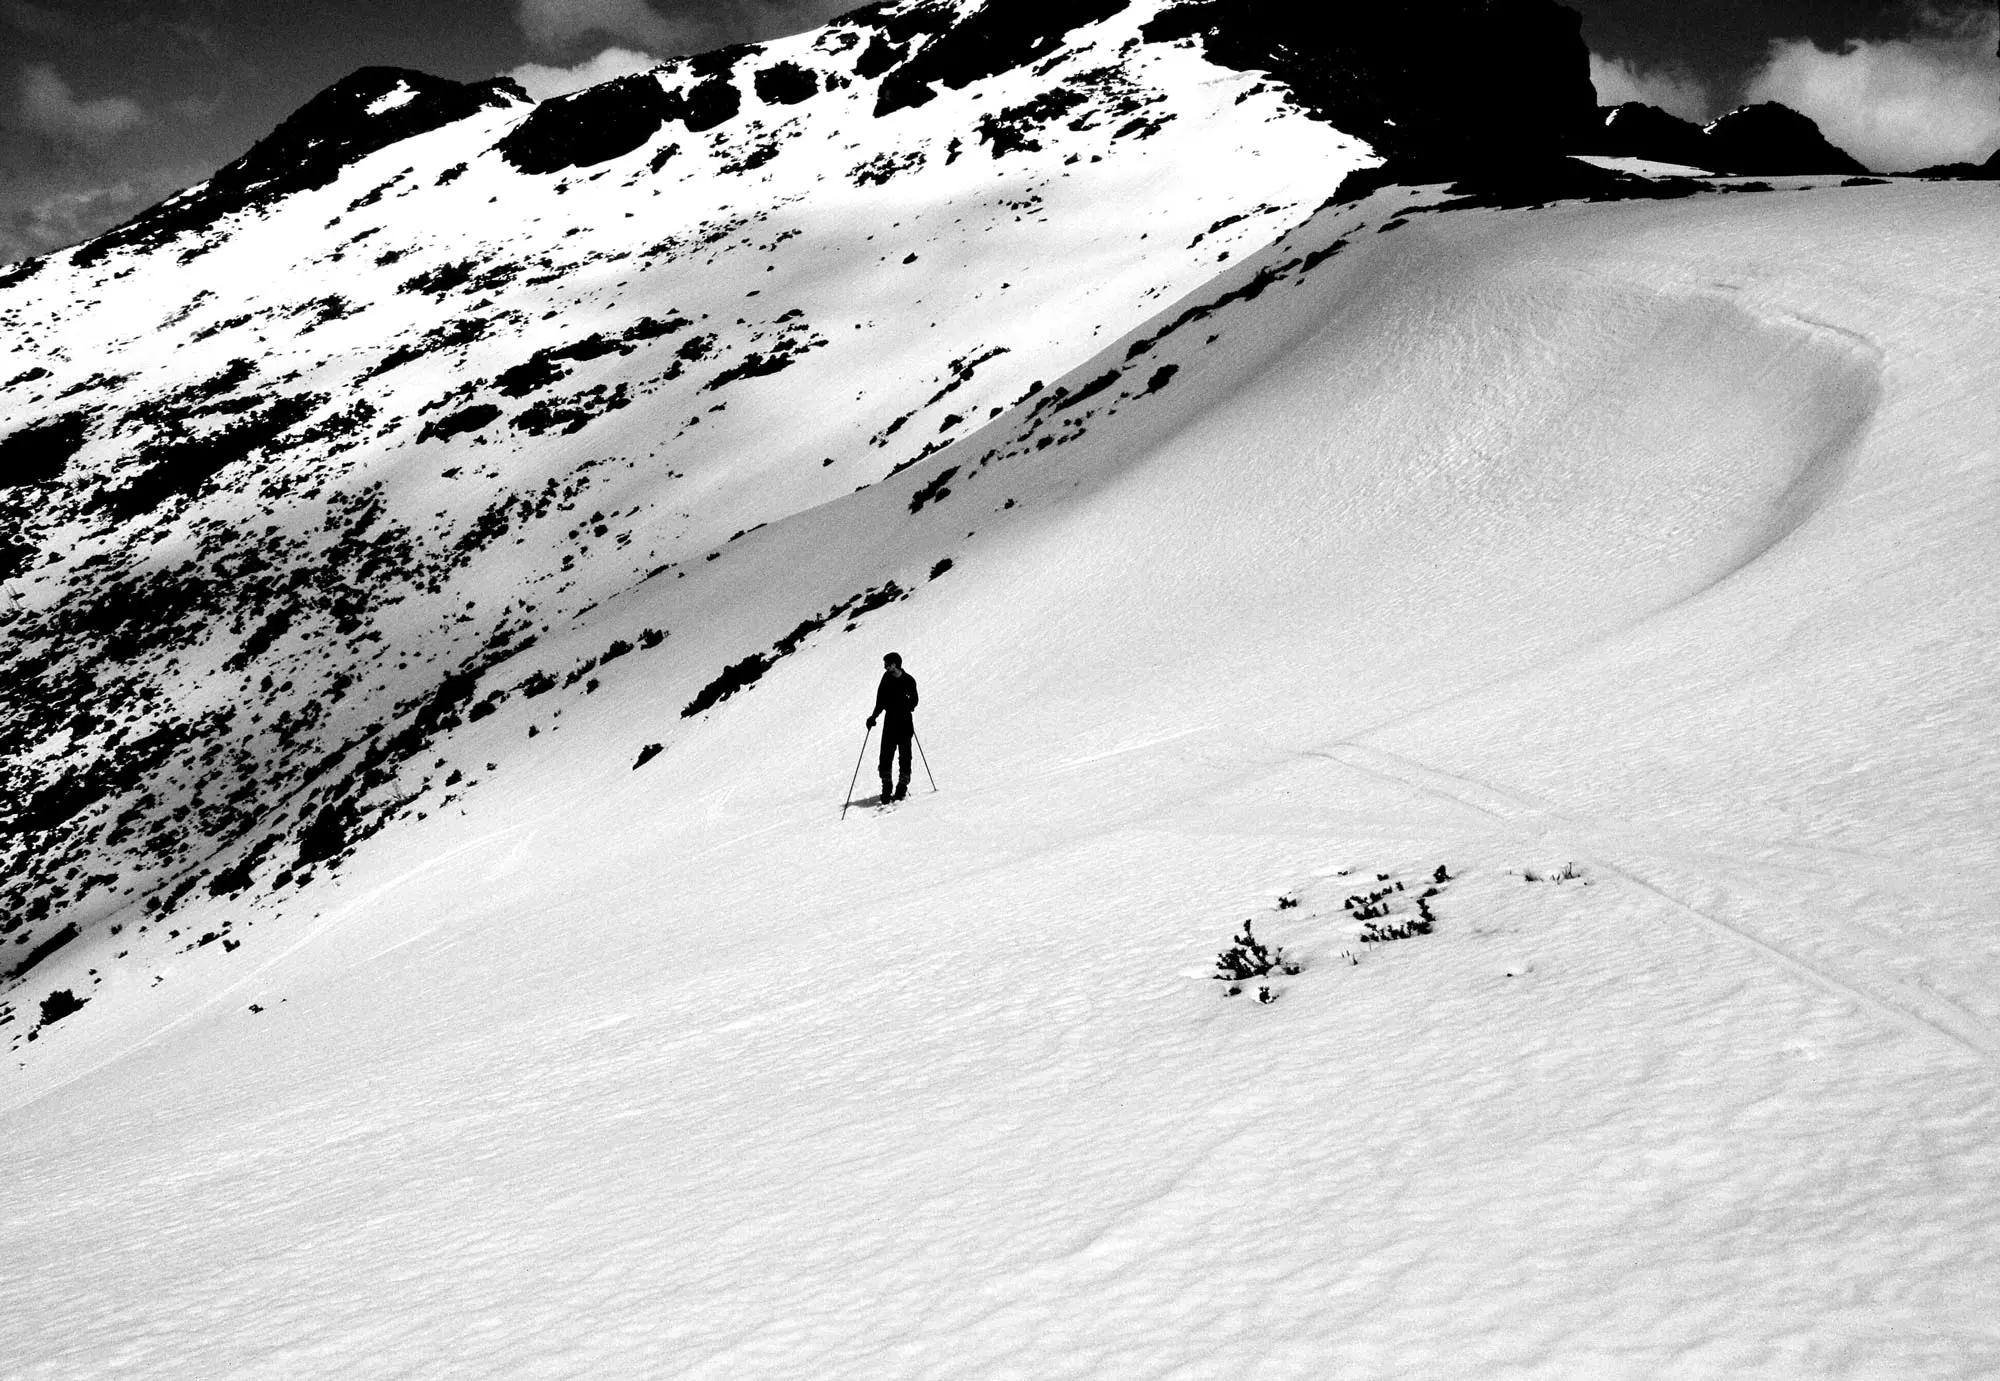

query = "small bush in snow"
(1215, 919), (1300, 996)
(37, 989), (86, 1027)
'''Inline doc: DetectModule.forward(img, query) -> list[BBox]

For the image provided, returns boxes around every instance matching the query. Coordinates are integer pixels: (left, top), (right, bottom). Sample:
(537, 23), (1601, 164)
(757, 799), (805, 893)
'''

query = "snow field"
(5, 171), (2000, 1375)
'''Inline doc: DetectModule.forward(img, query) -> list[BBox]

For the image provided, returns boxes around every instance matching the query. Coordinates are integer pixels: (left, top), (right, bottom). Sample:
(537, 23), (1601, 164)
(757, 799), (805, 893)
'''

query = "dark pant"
(878, 722), (912, 797)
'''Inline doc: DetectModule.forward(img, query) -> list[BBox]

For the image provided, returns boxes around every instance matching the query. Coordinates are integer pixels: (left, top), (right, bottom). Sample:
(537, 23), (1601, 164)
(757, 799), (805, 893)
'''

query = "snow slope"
(0, 0), (1378, 1021)
(6, 172), (1997, 1379)
(5, 1), (2000, 1375)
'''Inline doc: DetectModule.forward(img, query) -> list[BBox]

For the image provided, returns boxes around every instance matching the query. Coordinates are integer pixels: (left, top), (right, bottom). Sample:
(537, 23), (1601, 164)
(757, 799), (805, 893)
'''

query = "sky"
(1, 0), (1997, 263)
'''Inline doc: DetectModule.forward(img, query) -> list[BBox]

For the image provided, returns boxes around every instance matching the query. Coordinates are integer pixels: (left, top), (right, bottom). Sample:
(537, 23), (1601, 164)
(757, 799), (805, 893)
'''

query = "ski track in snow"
(1316, 741), (2000, 1068)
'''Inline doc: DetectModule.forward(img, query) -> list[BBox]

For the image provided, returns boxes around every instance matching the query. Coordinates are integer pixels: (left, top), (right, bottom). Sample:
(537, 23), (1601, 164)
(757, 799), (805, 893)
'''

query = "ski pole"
(913, 728), (937, 793)
(841, 722), (874, 820)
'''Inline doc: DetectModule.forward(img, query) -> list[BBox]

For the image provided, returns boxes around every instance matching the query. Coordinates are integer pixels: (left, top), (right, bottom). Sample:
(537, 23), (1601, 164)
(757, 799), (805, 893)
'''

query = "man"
(867, 652), (919, 802)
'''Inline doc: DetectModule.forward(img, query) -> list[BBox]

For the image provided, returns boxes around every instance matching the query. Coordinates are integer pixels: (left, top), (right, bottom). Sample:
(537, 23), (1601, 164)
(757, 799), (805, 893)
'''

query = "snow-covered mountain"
(5, 0), (1394, 997)
(1, 0), (1623, 1044)
(6, 0), (2000, 1374)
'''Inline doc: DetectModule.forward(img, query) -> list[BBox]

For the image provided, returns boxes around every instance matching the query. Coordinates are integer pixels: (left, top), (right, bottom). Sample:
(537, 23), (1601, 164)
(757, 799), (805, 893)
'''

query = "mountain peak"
(1702, 101), (1869, 176)
(1139, 0), (1597, 167)
(71, 67), (529, 267)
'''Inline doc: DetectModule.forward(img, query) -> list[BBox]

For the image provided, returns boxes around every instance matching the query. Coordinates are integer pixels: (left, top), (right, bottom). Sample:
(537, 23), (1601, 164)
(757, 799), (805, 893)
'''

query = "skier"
(866, 652), (919, 803)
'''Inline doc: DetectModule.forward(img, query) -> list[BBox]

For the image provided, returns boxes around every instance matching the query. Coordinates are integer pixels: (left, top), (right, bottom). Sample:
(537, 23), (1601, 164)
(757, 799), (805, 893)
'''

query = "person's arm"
(868, 674), (888, 725)
(906, 677), (918, 713)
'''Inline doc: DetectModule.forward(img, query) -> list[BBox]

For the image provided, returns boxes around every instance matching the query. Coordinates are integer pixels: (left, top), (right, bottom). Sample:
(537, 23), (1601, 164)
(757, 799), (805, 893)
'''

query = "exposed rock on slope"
(1142, 0), (1597, 169)
(73, 68), (530, 266)
(496, 73), (687, 174)
(1590, 99), (1870, 177)
(1589, 102), (1716, 171)
(1908, 144), (2000, 180)
(1702, 102), (1869, 177)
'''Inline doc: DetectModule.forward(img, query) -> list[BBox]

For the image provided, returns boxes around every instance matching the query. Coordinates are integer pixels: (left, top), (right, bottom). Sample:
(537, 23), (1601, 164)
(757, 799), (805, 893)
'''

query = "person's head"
(882, 652), (903, 672)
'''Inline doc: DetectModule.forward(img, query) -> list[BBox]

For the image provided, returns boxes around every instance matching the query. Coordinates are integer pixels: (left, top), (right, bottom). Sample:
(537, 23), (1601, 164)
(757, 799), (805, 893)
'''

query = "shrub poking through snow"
(1359, 914), (1433, 944)
(37, 989), (86, 1027)
(1215, 919), (1299, 996)
(1343, 864), (1452, 945)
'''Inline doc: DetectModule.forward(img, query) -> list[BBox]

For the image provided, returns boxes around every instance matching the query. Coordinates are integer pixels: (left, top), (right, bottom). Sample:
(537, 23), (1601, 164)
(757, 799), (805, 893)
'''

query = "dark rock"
(8, 924), (77, 983)
(496, 73), (676, 174)
(1906, 145), (1999, 180)
(417, 403), (503, 444)
(1702, 103), (1868, 176)
(977, 87), (1089, 156)
(95, 393), (326, 519)
(296, 799), (360, 866)
(1590, 102), (1715, 171)
(874, 0), (1126, 117)
(0, 524), (32, 582)
(0, 412), (90, 487)
(688, 44), (753, 80)
(680, 76), (743, 132)
(1141, 0), (1597, 166)
(855, 31), (908, 79)
(72, 68), (526, 265)
(755, 62), (820, 105)
(0, 257), (45, 290)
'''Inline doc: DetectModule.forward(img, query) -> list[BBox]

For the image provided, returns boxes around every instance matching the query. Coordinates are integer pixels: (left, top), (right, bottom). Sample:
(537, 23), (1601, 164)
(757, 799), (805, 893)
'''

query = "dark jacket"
(873, 670), (919, 731)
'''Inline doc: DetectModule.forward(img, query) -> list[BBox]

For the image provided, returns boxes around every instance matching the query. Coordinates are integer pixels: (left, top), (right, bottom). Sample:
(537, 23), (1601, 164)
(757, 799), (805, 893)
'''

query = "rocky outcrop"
(496, 73), (679, 174)
(1702, 102), (1868, 176)
(1908, 144), (2000, 180)
(495, 60), (752, 175)
(1589, 102), (1715, 171)
(1139, 0), (1598, 168)
(754, 61), (819, 106)
(72, 69), (528, 266)
(1590, 99), (1869, 178)
(0, 412), (89, 488)
(872, 0), (1129, 117)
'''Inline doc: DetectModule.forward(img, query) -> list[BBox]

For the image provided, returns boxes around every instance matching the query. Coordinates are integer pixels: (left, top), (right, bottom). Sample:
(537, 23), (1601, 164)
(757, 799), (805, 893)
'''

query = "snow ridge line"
(1315, 742), (2000, 1070)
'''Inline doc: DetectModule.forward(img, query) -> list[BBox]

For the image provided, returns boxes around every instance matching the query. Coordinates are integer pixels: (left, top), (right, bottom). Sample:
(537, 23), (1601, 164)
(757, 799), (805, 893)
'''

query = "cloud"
(1589, 53), (1713, 124)
(15, 64), (147, 147)
(1745, 7), (2000, 171)
(171, 92), (227, 122)
(509, 46), (665, 101)
(516, 0), (682, 52)
(0, 0), (72, 39)
(0, 179), (150, 263)
(513, 0), (849, 58)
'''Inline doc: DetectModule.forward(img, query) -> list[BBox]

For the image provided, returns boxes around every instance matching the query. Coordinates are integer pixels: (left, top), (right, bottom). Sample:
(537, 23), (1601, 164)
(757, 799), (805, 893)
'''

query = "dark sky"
(3, 0), (1997, 262)
(1575, 0), (1992, 85)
